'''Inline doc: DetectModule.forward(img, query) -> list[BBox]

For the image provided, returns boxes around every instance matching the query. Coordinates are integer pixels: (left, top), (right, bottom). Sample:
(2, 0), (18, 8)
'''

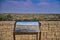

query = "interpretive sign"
(15, 22), (40, 32)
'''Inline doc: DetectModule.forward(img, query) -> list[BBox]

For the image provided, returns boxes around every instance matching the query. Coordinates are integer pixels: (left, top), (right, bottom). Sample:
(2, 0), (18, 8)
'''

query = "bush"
(0, 14), (13, 21)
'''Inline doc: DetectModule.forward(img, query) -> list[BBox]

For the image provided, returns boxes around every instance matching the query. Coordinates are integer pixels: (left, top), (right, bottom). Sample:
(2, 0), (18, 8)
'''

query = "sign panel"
(15, 22), (40, 32)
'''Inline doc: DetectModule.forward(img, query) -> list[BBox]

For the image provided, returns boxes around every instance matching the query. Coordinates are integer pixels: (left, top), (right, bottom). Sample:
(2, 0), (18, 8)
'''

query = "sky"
(16, 22), (39, 25)
(0, 0), (60, 14)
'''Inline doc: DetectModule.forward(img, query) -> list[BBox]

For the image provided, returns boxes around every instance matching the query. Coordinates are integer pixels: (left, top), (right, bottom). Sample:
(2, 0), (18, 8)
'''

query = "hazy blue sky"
(0, 0), (60, 14)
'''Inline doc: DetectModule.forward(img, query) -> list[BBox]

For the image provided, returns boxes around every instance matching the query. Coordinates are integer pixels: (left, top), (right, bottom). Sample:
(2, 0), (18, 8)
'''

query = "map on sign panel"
(15, 22), (40, 32)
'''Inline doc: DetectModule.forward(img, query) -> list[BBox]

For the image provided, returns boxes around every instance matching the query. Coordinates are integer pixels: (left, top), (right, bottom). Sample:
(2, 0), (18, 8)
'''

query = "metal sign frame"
(13, 21), (41, 40)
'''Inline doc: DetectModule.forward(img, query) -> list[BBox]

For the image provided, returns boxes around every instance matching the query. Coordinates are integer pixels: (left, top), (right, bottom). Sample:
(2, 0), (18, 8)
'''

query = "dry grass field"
(0, 21), (60, 40)
(0, 14), (60, 40)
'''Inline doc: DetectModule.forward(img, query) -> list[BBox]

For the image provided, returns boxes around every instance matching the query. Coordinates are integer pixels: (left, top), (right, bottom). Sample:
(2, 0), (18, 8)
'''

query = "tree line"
(0, 14), (60, 21)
